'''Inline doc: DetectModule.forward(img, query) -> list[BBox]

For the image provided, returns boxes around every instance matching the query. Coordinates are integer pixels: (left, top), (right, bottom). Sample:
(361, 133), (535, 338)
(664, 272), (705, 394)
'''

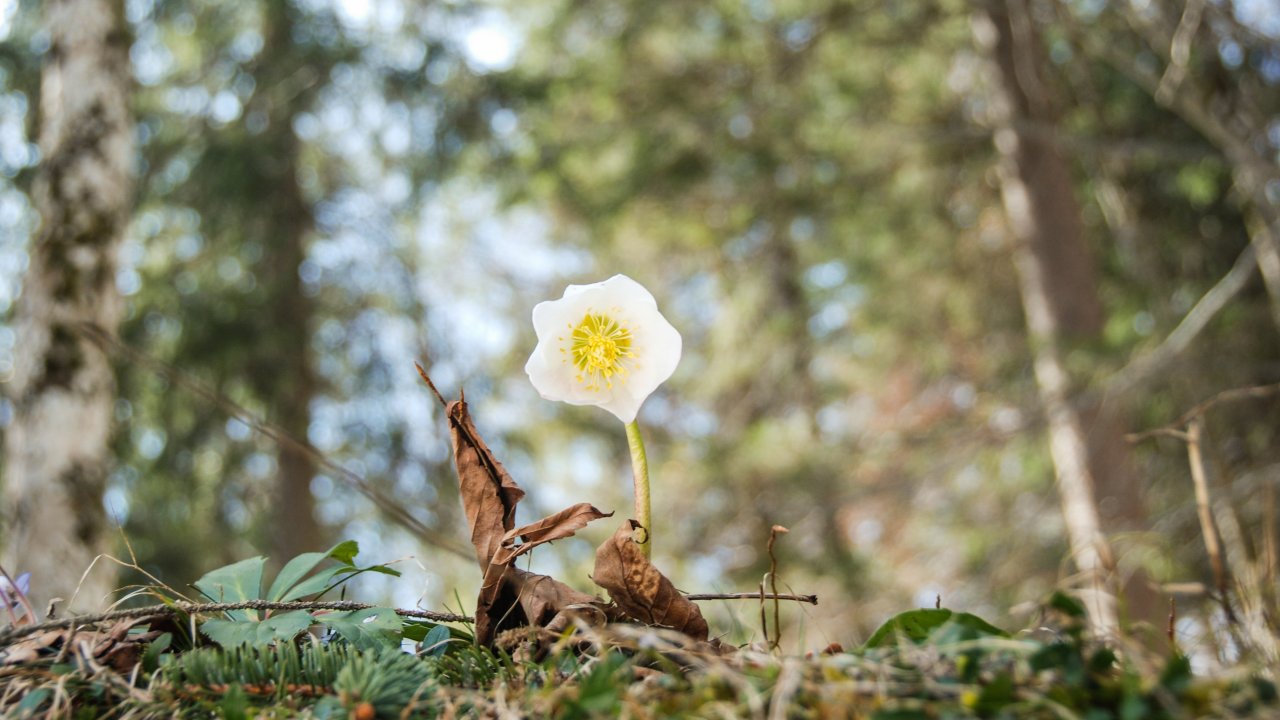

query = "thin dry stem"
(687, 592), (817, 604)
(1186, 419), (1238, 626)
(1127, 382), (1280, 444)
(0, 600), (472, 646)
(415, 362), (449, 409)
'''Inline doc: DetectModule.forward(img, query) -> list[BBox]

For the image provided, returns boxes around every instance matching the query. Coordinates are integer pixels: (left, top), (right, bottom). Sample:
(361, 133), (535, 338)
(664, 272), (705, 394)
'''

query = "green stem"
(625, 420), (652, 558)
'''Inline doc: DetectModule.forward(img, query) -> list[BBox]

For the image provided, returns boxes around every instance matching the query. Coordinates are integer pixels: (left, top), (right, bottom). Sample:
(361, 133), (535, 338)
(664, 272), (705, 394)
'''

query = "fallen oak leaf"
(593, 519), (709, 641)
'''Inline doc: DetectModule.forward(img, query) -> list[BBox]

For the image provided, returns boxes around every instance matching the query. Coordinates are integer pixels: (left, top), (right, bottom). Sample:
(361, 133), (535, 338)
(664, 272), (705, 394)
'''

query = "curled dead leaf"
(494, 503), (612, 567)
(593, 520), (709, 640)
(447, 399), (525, 571)
(440, 392), (610, 645)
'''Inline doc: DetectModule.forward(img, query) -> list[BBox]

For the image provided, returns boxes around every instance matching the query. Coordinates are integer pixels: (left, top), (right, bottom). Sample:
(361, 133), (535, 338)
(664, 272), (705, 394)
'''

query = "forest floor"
(0, 591), (1275, 719)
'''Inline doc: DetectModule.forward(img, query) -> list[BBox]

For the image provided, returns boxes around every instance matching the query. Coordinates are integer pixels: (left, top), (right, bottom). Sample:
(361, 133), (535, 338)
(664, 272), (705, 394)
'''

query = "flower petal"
(526, 274), (681, 423)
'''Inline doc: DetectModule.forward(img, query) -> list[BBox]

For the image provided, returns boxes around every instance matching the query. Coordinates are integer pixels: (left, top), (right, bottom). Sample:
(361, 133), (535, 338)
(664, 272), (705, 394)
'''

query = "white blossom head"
(525, 274), (682, 423)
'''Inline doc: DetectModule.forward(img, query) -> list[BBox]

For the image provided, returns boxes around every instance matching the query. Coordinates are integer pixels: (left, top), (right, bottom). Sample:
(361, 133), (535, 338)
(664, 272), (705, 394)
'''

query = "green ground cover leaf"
(863, 608), (1008, 649)
(316, 607), (402, 650)
(193, 557), (266, 621)
(202, 610), (315, 647)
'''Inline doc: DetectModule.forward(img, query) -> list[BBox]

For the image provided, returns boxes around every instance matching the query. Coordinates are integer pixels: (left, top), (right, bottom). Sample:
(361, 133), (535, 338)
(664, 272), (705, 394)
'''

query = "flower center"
(568, 312), (633, 391)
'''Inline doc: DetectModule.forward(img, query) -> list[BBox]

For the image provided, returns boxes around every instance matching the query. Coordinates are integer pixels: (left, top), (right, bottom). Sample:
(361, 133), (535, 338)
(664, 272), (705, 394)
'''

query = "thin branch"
(1127, 382), (1280, 443)
(76, 323), (472, 561)
(764, 525), (789, 652)
(415, 362), (449, 409)
(1154, 0), (1206, 104)
(1103, 243), (1258, 398)
(1186, 419), (1237, 625)
(686, 592), (817, 605)
(0, 600), (473, 647)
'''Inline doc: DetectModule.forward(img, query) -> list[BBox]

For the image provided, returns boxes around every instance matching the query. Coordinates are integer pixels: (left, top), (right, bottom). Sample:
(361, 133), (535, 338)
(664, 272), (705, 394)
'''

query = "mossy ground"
(3, 614), (1276, 719)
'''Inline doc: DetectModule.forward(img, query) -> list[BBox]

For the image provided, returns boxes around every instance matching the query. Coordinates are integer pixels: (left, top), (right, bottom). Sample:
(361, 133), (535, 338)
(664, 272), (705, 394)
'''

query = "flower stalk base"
(625, 420), (652, 558)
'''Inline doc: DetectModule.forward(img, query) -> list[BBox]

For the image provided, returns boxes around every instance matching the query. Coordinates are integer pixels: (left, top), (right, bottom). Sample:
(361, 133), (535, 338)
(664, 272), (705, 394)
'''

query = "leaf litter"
(436, 373), (716, 650)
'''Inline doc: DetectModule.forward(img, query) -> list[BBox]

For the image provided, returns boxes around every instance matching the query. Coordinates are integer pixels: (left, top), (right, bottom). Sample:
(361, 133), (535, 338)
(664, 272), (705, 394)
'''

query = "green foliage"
(863, 608), (1009, 649)
(192, 541), (402, 648)
(555, 651), (630, 720)
(314, 608), (402, 650)
(424, 644), (516, 688)
(194, 557), (266, 620)
(202, 610), (317, 648)
(331, 646), (437, 716)
(5, 593), (1280, 718)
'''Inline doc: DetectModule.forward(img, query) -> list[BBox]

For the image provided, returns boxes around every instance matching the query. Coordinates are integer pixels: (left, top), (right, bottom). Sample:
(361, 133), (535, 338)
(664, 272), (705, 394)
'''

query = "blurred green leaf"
(194, 557), (265, 621)
(202, 610), (315, 647)
(267, 550), (331, 602)
(316, 607), (402, 650)
(864, 608), (1007, 649)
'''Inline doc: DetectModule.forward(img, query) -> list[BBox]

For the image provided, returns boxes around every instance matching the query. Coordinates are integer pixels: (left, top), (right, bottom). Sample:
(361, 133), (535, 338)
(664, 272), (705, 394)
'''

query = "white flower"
(525, 274), (682, 424)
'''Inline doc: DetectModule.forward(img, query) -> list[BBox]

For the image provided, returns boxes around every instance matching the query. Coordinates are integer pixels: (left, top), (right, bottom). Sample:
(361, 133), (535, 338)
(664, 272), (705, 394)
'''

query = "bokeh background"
(2, 0), (1279, 657)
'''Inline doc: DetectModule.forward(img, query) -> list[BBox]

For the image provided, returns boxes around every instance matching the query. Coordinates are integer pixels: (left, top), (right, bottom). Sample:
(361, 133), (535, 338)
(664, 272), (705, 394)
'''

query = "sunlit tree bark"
(976, 0), (1157, 635)
(2, 0), (133, 611)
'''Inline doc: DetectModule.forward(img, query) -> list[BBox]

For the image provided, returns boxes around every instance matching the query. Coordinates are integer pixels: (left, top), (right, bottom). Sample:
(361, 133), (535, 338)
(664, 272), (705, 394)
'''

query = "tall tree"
(2, 0), (133, 611)
(251, 0), (323, 564)
(975, 0), (1156, 633)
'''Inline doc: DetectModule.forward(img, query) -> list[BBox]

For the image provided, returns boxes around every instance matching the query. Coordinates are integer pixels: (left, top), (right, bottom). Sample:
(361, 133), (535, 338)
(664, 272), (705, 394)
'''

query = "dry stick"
(1167, 597), (1177, 652)
(76, 323), (472, 561)
(1266, 481), (1278, 631)
(0, 600), (473, 647)
(1186, 419), (1238, 626)
(758, 580), (768, 649)
(687, 592), (816, 604)
(1126, 382), (1280, 444)
(768, 526), (789, 652)
(414, 362), (449, 409)
(1154, 0), (1206, 104)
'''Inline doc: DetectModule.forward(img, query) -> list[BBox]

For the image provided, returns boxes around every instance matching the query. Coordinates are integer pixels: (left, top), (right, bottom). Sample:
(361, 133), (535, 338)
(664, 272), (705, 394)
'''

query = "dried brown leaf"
(494, 503), (613, 567)
(0, 629), (62, 665)
(447, 398), (525, 571)
(441, 394), (608, 645)
(476, 569), (602, 646)
(593, 519), (709, 640)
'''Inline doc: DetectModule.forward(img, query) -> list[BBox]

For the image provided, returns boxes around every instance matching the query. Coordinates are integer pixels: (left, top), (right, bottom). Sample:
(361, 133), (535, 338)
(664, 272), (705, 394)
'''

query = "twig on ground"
(0, 600), (473, 646)
(686, 593), (817, 604)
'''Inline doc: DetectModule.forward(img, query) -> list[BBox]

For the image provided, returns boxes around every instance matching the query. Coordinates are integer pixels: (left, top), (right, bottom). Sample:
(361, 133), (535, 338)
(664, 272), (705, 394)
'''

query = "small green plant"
(193, 540), (403, 648)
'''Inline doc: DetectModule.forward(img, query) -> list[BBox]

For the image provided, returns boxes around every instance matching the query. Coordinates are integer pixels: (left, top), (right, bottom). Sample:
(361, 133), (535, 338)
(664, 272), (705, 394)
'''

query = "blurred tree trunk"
(1, 0), (133, 612)
(976, 0), (1157, 634)
(257, 0), (323, 563)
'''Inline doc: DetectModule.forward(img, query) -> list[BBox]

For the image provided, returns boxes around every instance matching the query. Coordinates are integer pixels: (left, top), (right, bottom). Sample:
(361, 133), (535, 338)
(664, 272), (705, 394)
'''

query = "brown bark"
(259, 0), (323, 563)
(976, 0), (1157, 634)
(1, 0), (134, 612)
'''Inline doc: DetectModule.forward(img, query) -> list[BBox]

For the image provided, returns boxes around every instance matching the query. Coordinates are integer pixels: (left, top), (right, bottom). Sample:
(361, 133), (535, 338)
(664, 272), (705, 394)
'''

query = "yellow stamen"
(568, 311), (633, 391)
